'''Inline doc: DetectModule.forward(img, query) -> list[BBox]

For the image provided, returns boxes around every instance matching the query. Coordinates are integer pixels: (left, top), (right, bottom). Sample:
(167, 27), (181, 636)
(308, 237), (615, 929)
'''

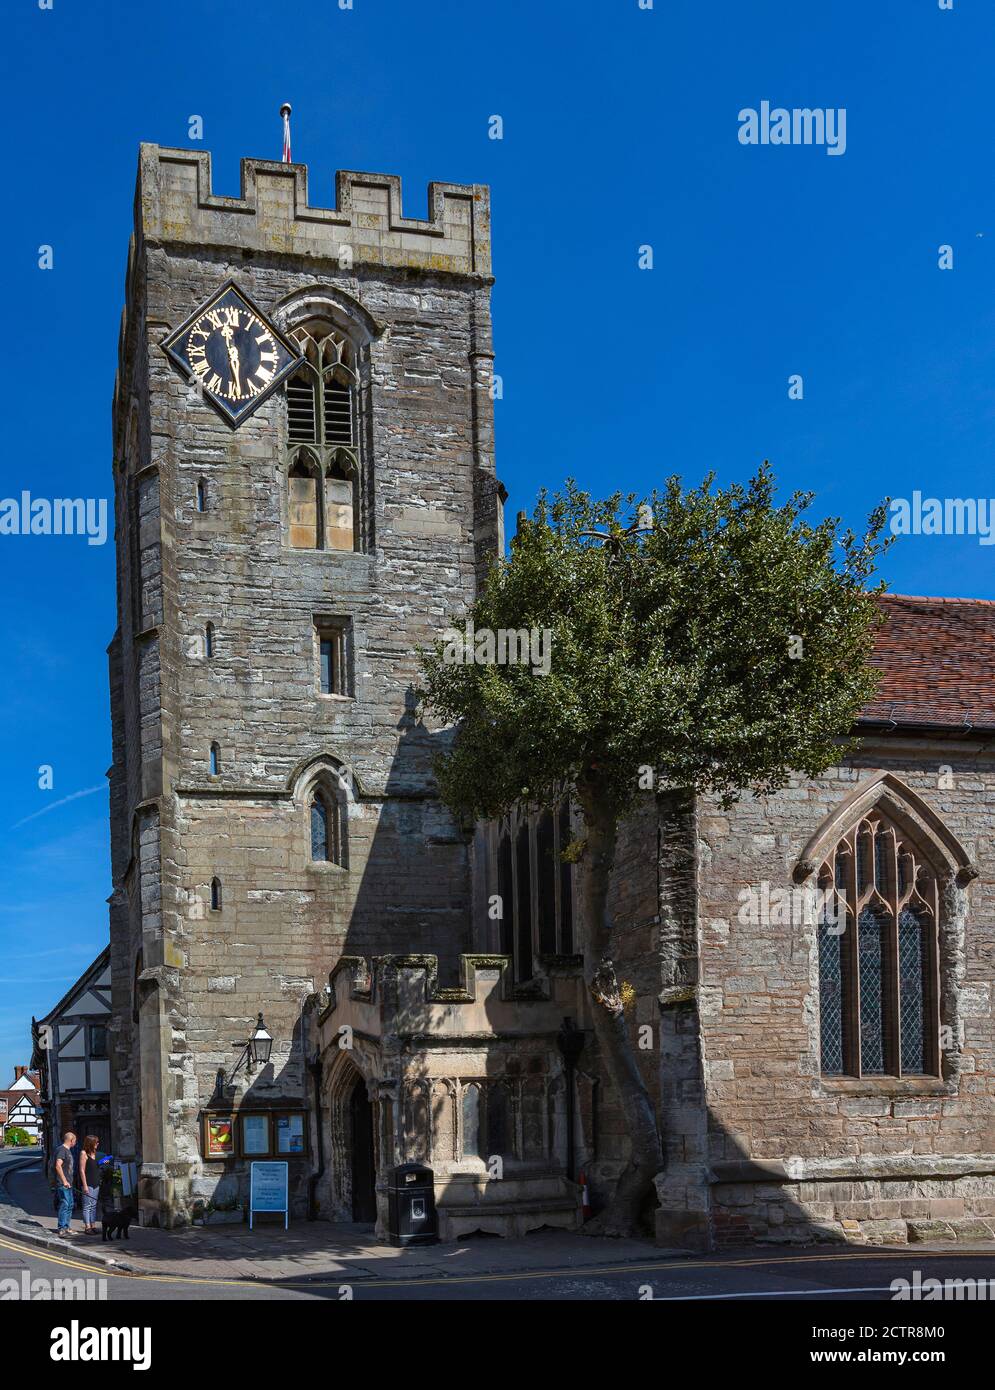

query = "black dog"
(102, 1207), (138, 1241)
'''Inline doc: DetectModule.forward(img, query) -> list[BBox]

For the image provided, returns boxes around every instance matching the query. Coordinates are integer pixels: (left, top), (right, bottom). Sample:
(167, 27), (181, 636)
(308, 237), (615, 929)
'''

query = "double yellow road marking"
(0, 1231), (989, 1293)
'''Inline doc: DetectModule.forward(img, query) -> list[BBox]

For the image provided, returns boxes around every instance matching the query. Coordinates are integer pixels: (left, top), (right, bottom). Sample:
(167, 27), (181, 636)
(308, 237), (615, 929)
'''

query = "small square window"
(315, 619), (353, 697)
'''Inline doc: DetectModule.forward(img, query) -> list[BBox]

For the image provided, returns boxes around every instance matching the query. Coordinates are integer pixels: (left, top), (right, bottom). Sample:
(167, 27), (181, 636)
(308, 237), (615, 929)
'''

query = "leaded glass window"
(817, 918), (844, 1076)
(311, 798), (329, 862)
(898, 907), (928, 1074)
(816, 812), (940, 1078)
(309, 786), (347, 868)
(857, 907), (886, 1075)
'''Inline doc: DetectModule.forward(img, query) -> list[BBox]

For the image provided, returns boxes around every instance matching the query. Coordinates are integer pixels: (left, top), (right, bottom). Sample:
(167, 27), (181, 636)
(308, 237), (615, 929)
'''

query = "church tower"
(107, 143), (503, 1225)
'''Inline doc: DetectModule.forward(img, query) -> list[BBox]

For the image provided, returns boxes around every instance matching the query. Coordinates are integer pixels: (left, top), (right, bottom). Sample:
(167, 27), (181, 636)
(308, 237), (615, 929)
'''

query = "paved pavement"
(2, 1148), (994, 1300)
(0, 1150), (675, 1281)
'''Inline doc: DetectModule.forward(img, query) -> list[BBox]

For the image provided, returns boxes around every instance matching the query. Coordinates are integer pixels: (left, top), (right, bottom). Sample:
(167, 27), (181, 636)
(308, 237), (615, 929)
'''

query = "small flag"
(280, 103), (292, 163)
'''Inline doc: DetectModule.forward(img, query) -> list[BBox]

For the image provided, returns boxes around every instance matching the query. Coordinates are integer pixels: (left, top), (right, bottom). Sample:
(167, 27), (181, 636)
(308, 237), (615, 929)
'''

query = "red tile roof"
(860, 594), (995, 730)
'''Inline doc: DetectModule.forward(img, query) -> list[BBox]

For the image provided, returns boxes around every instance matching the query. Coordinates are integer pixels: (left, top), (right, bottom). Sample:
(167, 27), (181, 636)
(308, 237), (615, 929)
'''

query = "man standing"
(54, 1130), (77, 1238)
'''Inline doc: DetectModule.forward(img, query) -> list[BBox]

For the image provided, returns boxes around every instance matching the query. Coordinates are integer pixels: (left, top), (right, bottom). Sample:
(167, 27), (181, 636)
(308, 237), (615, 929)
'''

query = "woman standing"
(79, 1135), (101, 1235)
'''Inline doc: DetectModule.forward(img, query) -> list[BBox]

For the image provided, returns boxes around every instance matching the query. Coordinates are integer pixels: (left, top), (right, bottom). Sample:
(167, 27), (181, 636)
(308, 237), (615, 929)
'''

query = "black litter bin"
(387, 1162), (438, 1247)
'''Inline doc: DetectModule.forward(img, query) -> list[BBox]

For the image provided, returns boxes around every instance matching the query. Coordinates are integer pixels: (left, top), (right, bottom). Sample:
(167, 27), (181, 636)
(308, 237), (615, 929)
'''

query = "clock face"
(161, 282), (303, 426)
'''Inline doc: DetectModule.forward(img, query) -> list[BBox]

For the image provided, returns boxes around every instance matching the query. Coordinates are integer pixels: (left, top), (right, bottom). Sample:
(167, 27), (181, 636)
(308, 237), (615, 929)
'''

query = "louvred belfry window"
(817, 812), (940, 1078)
(285, 321), (360, 552)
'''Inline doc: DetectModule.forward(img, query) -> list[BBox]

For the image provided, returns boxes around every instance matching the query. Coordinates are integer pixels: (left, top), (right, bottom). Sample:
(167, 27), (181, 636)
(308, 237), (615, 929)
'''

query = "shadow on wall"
(191, 689), (476, 1226)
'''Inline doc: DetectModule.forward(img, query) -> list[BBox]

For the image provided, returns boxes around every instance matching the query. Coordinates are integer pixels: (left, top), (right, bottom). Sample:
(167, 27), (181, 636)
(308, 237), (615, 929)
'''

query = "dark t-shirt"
(55, 1144), (74, 1187)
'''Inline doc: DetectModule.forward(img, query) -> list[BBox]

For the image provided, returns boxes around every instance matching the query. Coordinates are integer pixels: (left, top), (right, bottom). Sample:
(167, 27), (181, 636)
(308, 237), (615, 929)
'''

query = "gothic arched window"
(817, 811), (939, 1078)
(310, 786), (347, 868)
(285, 322), (361, 552)
(492, 796), (576, 983)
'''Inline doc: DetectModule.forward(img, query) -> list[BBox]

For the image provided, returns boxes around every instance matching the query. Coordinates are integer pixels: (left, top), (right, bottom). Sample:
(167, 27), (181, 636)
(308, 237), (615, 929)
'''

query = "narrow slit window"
(196, 480), (207, 512)
(205, 623), (214, 659)
(320, 638), (334, 694)
(210, 877), (222, 911)
(209, 743), (220, 775)
(316, 620), (352, 696)
(311, 797), (329, 861)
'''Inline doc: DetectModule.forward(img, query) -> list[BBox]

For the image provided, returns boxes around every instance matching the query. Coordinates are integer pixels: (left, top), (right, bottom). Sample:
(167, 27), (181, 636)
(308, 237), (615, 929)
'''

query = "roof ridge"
(879, 593), (995, 606)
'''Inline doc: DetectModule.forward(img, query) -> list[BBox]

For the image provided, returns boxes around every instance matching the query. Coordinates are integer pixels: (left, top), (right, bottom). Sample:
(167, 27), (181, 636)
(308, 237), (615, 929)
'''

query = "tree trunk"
(575, 788), (664, 1236)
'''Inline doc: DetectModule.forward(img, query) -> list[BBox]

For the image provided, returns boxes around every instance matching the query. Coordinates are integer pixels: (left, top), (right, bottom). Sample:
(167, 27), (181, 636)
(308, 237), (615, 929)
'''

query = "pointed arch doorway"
(349, 1078), (377, 1222)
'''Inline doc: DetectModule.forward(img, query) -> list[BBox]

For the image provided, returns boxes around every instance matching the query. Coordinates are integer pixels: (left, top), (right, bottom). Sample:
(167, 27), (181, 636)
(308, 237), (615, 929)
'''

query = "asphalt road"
(1, 1227), (993, 1301)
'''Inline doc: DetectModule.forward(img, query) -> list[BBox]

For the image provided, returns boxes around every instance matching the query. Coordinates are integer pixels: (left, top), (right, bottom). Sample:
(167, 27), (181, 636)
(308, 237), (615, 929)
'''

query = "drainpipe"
(307, 1057), (325, 1221)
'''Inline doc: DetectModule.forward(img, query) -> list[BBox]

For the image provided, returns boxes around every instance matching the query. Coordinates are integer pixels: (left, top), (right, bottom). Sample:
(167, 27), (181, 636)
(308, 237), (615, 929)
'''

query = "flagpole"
(280, 103), (292, 163)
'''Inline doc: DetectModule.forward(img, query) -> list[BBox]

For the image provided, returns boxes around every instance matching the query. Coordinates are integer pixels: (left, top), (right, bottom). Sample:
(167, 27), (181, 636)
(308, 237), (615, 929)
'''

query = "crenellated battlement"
(136, 144), (491, 278)
(317, 954), (585, 1046)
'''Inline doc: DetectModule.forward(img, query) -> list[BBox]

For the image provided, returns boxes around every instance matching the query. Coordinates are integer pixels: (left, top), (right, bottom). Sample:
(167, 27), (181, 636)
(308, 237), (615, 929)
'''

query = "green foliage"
(419, 466), (890, 822)
(4, 1127), (31, 1147)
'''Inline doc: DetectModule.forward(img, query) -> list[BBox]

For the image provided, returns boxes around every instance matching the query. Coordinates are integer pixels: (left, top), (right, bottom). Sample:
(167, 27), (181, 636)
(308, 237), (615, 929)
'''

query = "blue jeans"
(56, 1185), (74, 1230)
(82, 1185), (99, 1226)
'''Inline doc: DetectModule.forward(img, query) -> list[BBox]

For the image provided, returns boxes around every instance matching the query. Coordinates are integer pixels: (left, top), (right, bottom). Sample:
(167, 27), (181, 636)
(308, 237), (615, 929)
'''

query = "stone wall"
(313, 955), (585, 1239)
(108, 145), (498, 1225)
(690, 743), (995, 1246)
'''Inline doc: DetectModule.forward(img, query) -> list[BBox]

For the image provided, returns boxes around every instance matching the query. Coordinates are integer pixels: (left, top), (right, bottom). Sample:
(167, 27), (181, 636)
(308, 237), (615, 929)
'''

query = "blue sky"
(1, 0), (991, 1079)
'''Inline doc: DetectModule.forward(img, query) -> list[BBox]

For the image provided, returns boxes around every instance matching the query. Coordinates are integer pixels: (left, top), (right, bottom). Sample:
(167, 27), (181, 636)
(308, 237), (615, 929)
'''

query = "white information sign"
(249, 1161), (289, 1231)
